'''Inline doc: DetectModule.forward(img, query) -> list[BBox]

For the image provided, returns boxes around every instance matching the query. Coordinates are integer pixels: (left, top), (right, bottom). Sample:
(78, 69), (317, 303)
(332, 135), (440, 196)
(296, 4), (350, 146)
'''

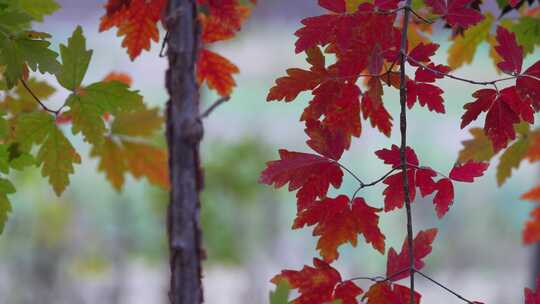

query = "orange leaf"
(523, 187), (540, 202)
(293, 195), (385, 262)
(103, 71), (133, 86)
(99, 0), (166, 60)
(197, 48), (239, 97)
(524, 208), (540, 245)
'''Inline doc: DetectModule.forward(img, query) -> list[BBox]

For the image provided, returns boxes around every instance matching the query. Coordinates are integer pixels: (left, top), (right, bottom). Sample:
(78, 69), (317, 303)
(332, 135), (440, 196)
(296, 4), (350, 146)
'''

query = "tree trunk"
(164, 0), (204, 303)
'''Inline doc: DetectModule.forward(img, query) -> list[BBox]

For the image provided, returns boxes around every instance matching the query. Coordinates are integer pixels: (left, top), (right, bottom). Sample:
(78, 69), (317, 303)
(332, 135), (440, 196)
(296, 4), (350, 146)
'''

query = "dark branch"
(20, 79), (60, 115)
(199, 96), (230, 119)
(398, 2), (416, 303)
(415, 270), (477, 304)
(159, 31), (170, 58)
(406, 7), (433, 24)
(406, 55), (519, 87)
(336, 162), (365, 185)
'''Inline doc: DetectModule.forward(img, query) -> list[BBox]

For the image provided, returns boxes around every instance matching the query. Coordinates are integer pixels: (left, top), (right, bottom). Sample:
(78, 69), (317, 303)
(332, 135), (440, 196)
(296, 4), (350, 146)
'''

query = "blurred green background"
(0, 1), (538, 303)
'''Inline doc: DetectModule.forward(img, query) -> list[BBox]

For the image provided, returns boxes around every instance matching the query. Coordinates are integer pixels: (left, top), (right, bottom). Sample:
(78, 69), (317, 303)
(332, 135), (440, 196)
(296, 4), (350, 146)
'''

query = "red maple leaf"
(517, 61), (540, 110)
(408, 43), (439, 66)
(449, 161), (489, 182)
(375, 145), (419, 169)
(495, 26), (523, 75)
(526, 276), (540, 304)
(415, 63), (451, 83)
(99, 0), (165, 60)
(424, 0), (483, 29)
(386, 228), (438, 281)
(382, 169), (417, 212)
(198, 0), (251, 43)
(197, 49), (239, 97)
(364, 281), (421, 304)
(293, 195), (386, 262)
(433, 178), (454, 218)
(271, 258), (363, 304)
(461, 87), (533, 151)
(259, 150), (343, 212)
(407, 80), (445, 113)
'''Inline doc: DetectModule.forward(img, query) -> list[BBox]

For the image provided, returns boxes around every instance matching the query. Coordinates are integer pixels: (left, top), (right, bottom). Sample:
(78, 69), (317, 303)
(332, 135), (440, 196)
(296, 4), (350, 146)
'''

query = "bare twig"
(199, 96), (230, 119)
(406, 55), (518, 87)
(398, 2), (415, 303)
(159, 31), (170, 58)
(349, 167), (399, 203)
(20, 79), (60, 115)
(349, 267), (411, 284)
(406, 7), (433, 24)
(336, 163), (365, 185)
(415, 270), (476, 304)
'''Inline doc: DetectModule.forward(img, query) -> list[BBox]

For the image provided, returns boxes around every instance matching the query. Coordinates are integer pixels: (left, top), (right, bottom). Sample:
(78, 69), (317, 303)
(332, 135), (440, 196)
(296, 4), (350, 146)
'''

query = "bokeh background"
(0, 1), (538, 303)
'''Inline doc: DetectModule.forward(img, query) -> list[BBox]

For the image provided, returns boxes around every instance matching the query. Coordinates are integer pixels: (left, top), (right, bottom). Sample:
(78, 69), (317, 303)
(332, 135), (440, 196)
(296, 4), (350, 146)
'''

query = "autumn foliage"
(261, 0), (540, 303)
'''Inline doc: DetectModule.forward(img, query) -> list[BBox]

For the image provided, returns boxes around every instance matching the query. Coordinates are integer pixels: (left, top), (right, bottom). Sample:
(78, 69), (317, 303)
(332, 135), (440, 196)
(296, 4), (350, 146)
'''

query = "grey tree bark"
(164, 0), (204, 303)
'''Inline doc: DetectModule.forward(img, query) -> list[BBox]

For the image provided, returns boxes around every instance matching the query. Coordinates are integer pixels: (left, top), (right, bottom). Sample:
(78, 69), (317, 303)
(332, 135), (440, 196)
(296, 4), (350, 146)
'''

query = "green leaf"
(37, 125), (81, 195)
(83, 81), (144, 113)
(509, 17), (540, 56)
(111, 106), (163, 137)
(15, 112), (80, 195)
(11, 0), (60, 22)
(57, 26), (92, 91)
(0, 177), (15, 194)
(497, 136), (530, 186)
(14, 111), (54, 150)
(66, 81), (143, 145)
(269, 281), (291, 304)
(447, 13), (493, 69)
(0, 33), (60, 88)
(66, 94), (106, 145)
(0, 193), (12, 234)
(0, 10), (32, 32)
(0, 144), (10, 174)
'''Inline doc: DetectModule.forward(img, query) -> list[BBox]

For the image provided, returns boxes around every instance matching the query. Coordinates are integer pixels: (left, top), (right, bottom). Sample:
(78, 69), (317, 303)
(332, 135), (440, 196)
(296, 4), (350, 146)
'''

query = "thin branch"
(337, 163), (365, 185)
(407, 163), (450, 179)
(348, 267), (411, 284)
(20, 79), (60, 115)
(159, 31), (170, 58)
(406, 55), (519, 87)
(349, 167), (399, 203)
(415, 270), (476, 304)
(398, 2), (415, 304)
(406, 7), (433, 24)
(199, 96), (230, 119)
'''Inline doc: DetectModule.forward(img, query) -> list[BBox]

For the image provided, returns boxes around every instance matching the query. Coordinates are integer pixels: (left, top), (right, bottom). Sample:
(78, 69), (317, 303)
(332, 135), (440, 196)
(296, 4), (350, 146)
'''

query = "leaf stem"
(20, 79), (60, 115)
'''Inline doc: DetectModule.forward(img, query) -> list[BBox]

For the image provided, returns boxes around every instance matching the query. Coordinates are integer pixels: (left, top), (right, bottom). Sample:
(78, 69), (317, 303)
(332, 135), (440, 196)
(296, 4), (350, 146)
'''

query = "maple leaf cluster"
(99, 0), (255, 97)
(260, 0), (493, 302)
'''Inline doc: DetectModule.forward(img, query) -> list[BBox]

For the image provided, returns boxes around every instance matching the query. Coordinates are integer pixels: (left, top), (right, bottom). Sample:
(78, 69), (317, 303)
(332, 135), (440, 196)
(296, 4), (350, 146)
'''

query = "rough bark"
(164, 0), (204, 303)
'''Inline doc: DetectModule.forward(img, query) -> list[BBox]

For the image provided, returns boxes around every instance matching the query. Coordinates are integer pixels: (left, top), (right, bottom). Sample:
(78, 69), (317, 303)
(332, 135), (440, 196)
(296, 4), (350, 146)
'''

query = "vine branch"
(398, 2), (415, 303)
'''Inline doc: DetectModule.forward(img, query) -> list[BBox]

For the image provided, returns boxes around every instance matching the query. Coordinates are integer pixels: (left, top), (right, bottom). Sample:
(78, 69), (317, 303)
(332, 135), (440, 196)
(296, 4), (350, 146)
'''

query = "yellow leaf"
(346, 0), (368, 12)
(91, 137), (126, 191)
(458, 128), (495, 163)
(111, 107), (163, 138)
(497, 136), (530, 186)
(447, 13), (494, 69)
(123, 140), (169, 190)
